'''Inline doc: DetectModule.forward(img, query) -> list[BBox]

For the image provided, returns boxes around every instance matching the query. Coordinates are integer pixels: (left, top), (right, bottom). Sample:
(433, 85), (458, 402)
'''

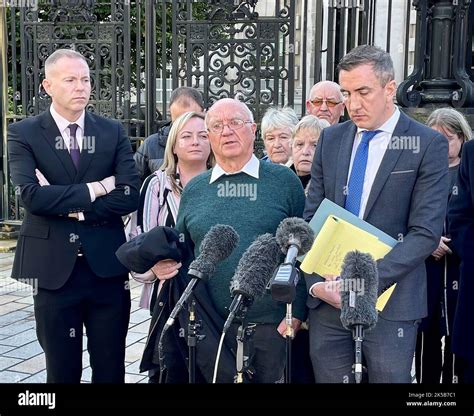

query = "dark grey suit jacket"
(303, 111), (449, 321)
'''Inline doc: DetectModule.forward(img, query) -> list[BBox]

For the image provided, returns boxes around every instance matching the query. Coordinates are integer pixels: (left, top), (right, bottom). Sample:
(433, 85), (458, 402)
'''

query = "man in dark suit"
(8, 49), (140, 383)
(303, 45), (449, 383)
(448, 139), (474, 383)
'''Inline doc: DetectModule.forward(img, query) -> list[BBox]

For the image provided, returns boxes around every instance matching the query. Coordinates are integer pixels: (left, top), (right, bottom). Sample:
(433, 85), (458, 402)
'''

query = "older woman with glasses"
(261, 107), (299, 165)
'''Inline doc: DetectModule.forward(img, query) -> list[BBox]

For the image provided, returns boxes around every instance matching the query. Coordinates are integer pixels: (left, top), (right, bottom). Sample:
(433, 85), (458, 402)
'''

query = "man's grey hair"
(427, 108), (473, 142)
(169, 86), (205, 110)
(45, 49), (88, 77)
(261, 107), (299, 138)
(337, 44), (395, 86)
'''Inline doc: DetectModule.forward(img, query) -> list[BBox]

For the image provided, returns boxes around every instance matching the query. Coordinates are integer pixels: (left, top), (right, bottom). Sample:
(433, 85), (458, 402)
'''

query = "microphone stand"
(235, 322), (256, 383)
(352, 325), (364, 383)
(187, 299), (197, 383)
(284, 303), (293, 383)
(187, 298), (203, 383)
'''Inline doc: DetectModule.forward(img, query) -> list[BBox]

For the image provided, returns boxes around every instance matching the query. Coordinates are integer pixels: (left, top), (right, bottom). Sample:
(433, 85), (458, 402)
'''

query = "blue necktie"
(68, 123), (80, 170)
(344, 130), (381, 216)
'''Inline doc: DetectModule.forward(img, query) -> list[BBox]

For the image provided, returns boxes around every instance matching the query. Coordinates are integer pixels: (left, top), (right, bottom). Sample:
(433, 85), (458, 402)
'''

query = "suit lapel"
(334, 123), (357, 206)
(40, 111), (76, 181)
(363, 112), (411, 220)
(75, 112), (97, 181)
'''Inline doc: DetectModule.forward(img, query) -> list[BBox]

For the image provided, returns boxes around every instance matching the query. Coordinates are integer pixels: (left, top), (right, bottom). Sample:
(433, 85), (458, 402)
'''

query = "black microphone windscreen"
(275, 217), (314, 256)
(189, 224), (239, 279)
(230, 233), (281, 300)
(339, 250), (378, 331)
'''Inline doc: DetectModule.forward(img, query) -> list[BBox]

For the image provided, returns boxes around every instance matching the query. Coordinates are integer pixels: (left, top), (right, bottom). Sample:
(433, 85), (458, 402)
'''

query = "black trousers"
(33, 256), (131, 383)
(415, 330), (455, 383)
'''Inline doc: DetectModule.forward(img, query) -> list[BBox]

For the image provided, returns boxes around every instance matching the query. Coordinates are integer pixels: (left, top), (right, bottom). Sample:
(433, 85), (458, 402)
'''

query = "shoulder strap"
(137, 173), (157, 230)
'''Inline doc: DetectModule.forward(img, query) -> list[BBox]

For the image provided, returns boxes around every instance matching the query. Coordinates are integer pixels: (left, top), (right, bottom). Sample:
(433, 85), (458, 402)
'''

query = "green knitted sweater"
(176, 161), (307, 324)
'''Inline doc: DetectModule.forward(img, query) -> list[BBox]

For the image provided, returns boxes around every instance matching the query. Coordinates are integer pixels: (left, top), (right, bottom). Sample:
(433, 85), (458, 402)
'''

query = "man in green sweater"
(152, 98), (306, 383)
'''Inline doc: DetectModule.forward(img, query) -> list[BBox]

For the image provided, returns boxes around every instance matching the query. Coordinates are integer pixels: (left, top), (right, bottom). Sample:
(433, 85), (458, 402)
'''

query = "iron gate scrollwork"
(172, 0), (295, 124)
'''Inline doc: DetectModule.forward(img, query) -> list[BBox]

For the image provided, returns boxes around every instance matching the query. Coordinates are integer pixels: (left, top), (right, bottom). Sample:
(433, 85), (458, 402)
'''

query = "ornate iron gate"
(170, 0), (295, 124)
(2, 0), (296, 222)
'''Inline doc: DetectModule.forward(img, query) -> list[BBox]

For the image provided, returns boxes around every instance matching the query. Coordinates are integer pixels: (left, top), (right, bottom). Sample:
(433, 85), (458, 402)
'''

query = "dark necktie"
(68, 123), (80, 170)
(344, 130), (382, 216)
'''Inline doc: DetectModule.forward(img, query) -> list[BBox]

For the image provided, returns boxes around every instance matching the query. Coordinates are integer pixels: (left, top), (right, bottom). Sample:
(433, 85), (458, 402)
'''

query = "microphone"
(339, 250), (378, 383)
(270, 217), (315, 303)
(222, 233), (281, 334)
(164, 224), (239, 331)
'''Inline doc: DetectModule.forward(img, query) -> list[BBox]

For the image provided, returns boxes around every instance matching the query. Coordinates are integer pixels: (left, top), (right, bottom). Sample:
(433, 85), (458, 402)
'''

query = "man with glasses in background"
(150, 98), (307, 383)
(306, 80), (345, 126)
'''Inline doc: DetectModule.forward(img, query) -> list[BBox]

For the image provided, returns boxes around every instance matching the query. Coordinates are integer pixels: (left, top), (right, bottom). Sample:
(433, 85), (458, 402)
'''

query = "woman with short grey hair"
(291, 115), (330, 192)
(261, 107), (299, 165)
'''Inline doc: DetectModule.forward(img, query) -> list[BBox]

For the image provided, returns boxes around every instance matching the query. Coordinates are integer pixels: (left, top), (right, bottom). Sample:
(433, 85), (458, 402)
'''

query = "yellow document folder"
(300, 215), (396, 311)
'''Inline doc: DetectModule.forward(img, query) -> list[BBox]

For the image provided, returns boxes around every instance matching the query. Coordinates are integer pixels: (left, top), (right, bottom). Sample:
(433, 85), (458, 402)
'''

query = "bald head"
(306, 81), (345, 125)
(206, 98), (254, 125)
(205, 98), (256, 172)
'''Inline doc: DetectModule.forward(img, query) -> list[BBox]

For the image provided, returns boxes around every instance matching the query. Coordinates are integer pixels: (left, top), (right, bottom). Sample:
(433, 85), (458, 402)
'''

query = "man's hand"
(35, 169), (50, 186)
(431, 236), (452, 260)
(277, 317), (302, 337)
(311, 280), (341, 309)
(151, 259), (182, 280)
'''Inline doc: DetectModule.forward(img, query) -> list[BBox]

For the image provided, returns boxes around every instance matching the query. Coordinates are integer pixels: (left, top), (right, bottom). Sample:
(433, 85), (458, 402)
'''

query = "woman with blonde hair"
(129, 111), (213, 382)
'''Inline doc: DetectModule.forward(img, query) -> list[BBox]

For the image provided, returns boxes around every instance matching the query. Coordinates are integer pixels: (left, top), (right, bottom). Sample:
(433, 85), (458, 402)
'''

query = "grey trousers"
(308, 302), (418, 383)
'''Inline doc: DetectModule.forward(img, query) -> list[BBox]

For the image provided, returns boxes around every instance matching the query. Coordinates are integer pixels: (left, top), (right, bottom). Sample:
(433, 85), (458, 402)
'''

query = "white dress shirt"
(347, 107), (401, 219)
(209, 154), (260, 183)
(49, 105), (96, 210)
(309, 107), (401, 297)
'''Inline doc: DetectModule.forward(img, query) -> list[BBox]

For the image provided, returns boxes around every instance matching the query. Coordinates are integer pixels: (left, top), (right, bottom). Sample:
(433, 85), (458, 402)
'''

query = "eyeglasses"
(207, 119), (253, 134)
(309, 98), (342, 108)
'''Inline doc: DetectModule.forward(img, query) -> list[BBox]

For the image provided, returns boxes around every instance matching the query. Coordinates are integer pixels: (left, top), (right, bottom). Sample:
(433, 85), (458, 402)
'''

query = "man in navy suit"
(8, 49), (140, 383)
(303, 45), (449, 383)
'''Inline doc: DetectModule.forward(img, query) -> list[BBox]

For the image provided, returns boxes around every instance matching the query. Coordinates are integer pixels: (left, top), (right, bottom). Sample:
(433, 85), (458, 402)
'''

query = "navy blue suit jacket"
(8, 110), (140, 289)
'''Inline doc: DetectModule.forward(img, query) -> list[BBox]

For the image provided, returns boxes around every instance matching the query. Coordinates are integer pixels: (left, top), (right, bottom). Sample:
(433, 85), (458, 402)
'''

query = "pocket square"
(390, 169), (415, 175)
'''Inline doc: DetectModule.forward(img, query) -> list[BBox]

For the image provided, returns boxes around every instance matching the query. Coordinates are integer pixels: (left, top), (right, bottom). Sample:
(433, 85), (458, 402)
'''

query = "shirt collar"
(49, 104), (85, 135)
(210, 154), (260, 183)
(356, 106), (400, 136)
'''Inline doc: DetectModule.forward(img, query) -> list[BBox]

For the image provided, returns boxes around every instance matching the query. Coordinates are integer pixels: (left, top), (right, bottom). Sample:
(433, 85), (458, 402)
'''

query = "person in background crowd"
(260, 106), (299, 166)
(416, 108), (472, 383)
(291, 115), (330, 192)
(447, 112), (474, 384)
(306, 80), (345, 126)
(134, 87), (205, 181)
